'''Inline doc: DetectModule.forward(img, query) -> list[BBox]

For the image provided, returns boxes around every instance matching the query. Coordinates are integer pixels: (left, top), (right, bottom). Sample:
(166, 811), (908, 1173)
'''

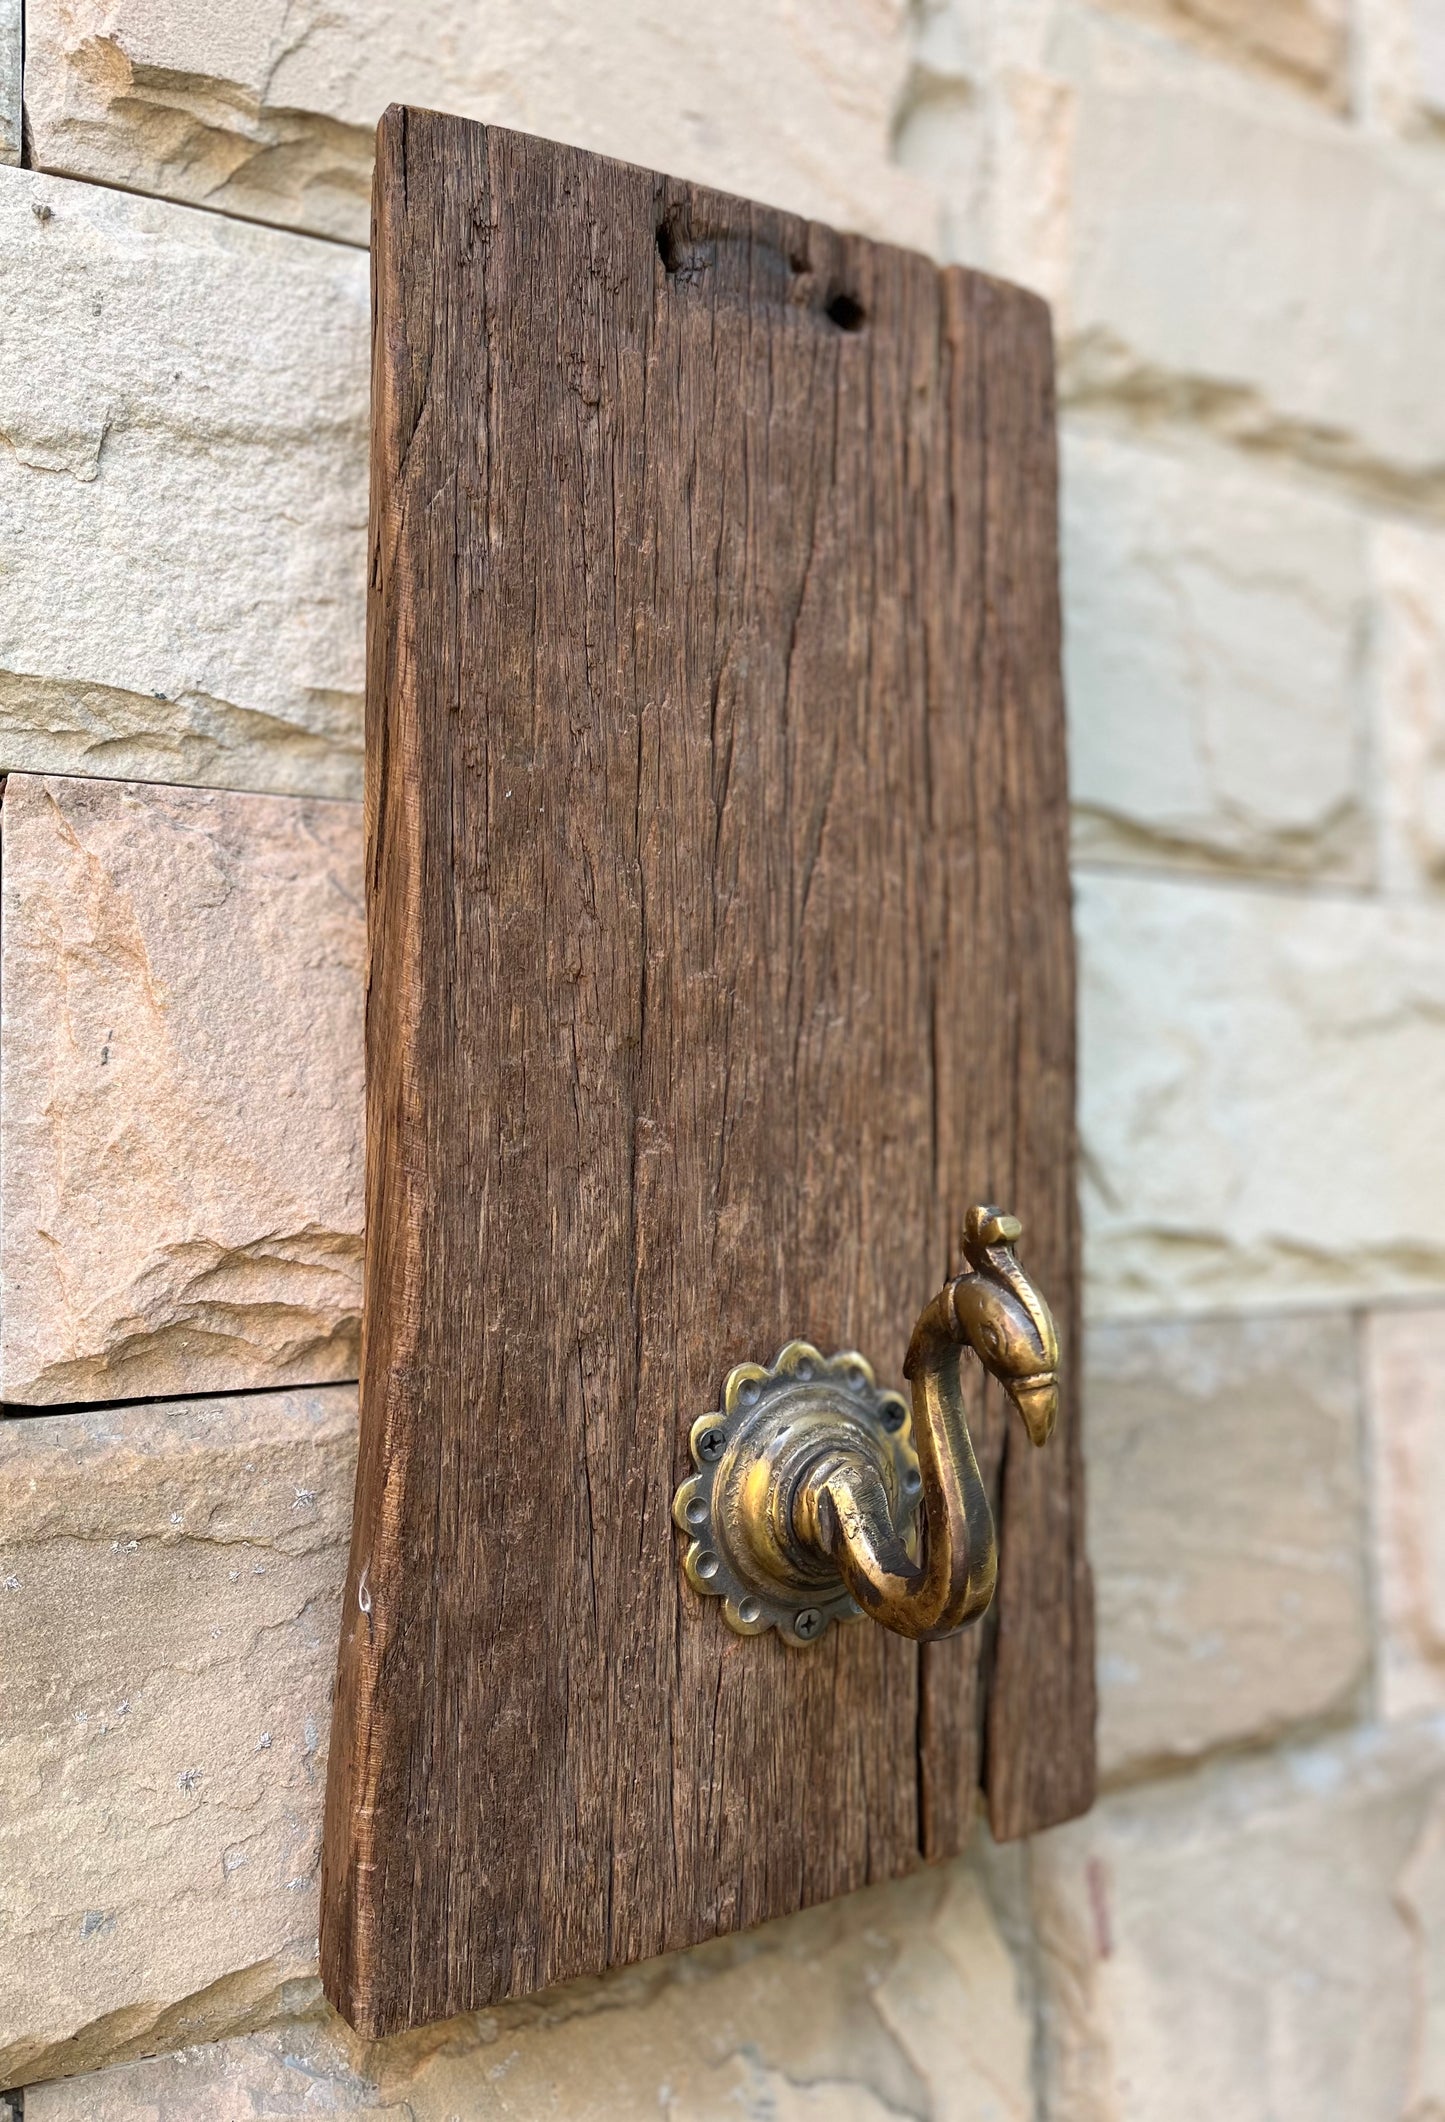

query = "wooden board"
(322, 106), (1094, 2038)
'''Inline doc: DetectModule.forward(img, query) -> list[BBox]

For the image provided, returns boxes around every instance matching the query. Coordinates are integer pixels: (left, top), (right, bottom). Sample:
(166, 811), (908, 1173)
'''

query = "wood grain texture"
(322, 106), (1093, 2038)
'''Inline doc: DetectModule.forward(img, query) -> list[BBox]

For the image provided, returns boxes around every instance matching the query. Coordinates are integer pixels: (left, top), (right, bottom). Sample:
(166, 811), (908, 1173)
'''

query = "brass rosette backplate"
(673, 1340), (923, 1645)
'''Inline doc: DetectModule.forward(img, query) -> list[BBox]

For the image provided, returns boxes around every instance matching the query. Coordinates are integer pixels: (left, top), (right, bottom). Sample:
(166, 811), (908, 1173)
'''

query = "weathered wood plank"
(323, 106), (1090, 2037)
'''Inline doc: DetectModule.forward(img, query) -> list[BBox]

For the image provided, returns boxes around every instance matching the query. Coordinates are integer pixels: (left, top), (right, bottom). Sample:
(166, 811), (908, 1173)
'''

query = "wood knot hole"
(656, 216), (708, 282)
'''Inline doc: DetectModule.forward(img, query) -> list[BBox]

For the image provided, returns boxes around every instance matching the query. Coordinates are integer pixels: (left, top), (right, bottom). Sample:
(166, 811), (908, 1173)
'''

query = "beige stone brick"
(0, 773), (364, 1404)
(1078, 869), (1445, 1318)
(891, 65), (989, 268)
(1364, 1305), (1445, 1720)
(1089, 1312), (1368, 1781)
(1356, 0), (1445, 128)
(1061, 26), (1445, 476)
(1354, 0), (1423, 126)
(21, 1859), (1033, 2114)
(0, 0), (19, 163)
(895, 5), (1075, 304)
(1030, 1723), (1445, 2122)
(1399, 1778), (1445, 2115)
(0, 168), (366, 799)
(0, 1385), (357, 2088)
(1064, 427), (1370, 881)
(1371, 520), (1445, 895)
(22, 0), (936, 254)
(957, 12), (1445, 479)
(1091, 0), (1348, 101)
(1420, 0), (1445, 107)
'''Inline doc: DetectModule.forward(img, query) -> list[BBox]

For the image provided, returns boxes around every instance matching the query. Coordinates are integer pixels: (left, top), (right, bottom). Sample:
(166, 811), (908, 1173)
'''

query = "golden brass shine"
(674, 1205), (1060, 1645)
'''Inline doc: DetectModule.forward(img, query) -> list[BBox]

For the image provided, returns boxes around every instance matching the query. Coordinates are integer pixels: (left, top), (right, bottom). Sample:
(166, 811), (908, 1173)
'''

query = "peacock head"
(949, 1205), (1060, 1446)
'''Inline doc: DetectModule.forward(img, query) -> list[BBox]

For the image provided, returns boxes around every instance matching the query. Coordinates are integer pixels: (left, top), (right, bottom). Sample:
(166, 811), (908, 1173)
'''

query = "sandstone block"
(22, 0), (937, 253)
(0, 169), (366, 800)
(1030, 1723), (1445, 2121)
(22, 1858), (1033, 2115)
(0, 773), (364, 1403)
(1093, 0), (1347, 101)
(1089, 1312), (1368, 1780)
(1078, 868), (1445, 1317)
(1357, 0), (1445, 125)
(1061, 33), (1445, 477)
(1064, 427), (1370, 880)
(1371, 520), (1445, 895)
(0, 0), (18, 163)
(1420, 0), (1445, 107)
(898, 8), (1445, 475)
(0, 1385), (357, 2089)
(1030, 14), (1445, 478)
(1364, 1305), (1445, 1720)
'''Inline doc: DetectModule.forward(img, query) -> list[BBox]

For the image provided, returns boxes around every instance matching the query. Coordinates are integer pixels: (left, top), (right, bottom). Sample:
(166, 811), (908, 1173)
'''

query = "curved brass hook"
(793, 1207), (1059, 1640)
(673, 1205), (1060, 1646)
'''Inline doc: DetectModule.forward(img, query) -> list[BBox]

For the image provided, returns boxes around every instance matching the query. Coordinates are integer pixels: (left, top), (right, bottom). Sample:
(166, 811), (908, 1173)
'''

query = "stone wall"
(1, 1), (1442, 2115)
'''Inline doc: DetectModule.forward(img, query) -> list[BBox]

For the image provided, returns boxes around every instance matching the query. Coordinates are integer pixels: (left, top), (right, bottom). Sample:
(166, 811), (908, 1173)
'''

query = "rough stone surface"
(0, 0), (19, 163)
(903, 8), (1445, 482)
(22, 0), (937, 252)
(1420, 0), (1445, 109)
(0, 168), (366, 800)
(0, 1385), (357, 2088)
(1371, 520), (1445, 895)
(21, 1859), (1033, 2116)
(1357, 0), (1445, 125)
(1052, 15), (1445, 482)
(896, 4), (1068, 286)
(1030, 1721), (1445, 2121)
(1078, 868), (1445, 1318)
(1089, 1312), (1368, 1781)
(1063, 426), (1370, 879)
(1094, 0), (1348, 101)
(1365, 1306), (1445, 1721)
(0, 773), (364, 1403)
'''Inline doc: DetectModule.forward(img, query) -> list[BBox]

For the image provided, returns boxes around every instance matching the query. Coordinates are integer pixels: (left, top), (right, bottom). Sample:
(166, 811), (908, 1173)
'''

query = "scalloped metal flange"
(673, 1340), (921, 1646)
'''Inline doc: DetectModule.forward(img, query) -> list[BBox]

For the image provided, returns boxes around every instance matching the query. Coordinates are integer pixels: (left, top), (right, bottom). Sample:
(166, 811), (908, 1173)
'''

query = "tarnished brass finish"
(673, 1205), (1059, 1646)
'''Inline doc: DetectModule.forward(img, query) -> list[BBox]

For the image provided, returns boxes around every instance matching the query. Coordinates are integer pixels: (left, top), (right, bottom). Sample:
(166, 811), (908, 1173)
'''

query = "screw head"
(793, 1607), (823, 1641)
(881, 1400), (906, 1433)
(697, 1426), (727, 1463)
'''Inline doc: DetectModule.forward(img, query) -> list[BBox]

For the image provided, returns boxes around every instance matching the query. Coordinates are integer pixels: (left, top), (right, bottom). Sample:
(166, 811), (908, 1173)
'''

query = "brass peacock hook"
(673, 1205), (1060, 1645)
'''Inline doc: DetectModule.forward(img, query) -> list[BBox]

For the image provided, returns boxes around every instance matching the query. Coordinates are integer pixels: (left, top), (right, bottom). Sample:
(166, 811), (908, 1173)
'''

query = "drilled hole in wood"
(826, 291), (866, 332)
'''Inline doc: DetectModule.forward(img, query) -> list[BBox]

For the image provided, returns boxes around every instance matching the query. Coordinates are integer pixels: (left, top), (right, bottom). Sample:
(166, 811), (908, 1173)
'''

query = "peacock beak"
(1008, 1373), (1058, 1447)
